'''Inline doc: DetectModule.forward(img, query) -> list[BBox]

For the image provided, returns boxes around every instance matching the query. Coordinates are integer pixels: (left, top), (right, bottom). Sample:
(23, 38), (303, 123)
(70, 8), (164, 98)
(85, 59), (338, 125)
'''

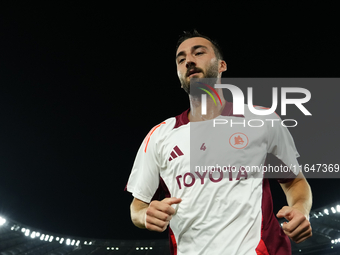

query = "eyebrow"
(176, 45), (208, 60)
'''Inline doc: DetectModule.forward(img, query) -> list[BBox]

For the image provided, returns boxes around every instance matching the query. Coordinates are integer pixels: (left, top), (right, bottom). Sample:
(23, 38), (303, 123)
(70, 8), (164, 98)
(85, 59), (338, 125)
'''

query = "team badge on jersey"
(229, 132), (249, 149)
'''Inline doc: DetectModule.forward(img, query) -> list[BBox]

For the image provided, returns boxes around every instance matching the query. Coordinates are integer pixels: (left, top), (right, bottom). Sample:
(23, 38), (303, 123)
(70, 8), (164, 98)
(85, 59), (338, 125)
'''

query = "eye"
(178, 58), (185, 64)
(195, 51), (204, 56)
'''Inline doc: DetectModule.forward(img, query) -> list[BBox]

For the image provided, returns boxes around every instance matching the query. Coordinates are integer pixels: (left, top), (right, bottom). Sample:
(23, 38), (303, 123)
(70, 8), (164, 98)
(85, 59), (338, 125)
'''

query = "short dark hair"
(176, 29), (224, 60)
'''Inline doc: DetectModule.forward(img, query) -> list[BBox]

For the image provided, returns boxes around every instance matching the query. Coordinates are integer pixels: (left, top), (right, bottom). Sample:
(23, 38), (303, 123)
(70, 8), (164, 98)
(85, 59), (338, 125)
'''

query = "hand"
(276, 206), (312, 243)
(145, 197), (182, 232)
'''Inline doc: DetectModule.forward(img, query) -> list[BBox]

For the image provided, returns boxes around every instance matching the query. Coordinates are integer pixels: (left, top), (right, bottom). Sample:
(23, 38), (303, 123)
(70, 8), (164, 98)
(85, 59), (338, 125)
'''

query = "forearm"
(131, 197), (181, 232)
(282, 178), (312, 218)
(130, 198), (148, 229)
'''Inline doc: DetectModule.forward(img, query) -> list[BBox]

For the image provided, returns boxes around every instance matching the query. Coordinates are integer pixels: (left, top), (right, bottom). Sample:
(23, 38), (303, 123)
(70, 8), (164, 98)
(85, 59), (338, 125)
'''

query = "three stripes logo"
(197, 82), (223, 114)
(168, 146), (184, 161)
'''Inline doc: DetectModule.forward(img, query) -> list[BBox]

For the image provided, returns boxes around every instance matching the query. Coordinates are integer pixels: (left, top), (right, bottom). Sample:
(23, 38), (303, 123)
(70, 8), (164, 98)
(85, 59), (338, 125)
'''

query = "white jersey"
(126, 101), (299, 255)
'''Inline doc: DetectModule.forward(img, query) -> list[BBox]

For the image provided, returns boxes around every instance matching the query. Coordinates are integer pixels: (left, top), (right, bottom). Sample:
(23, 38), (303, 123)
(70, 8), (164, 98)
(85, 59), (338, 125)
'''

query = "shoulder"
(243, 104), (281, 120)
(148, 108), (189, 135)
(143, 109), (189, 152)
(220, 101), (280, 120)
(150, 109), (189, 133)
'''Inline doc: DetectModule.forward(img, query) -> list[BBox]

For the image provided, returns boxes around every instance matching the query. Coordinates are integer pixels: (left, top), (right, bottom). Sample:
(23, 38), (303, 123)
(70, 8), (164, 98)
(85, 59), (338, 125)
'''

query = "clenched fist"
(145, 197), (182, 232)
(277, 206), (312, 243)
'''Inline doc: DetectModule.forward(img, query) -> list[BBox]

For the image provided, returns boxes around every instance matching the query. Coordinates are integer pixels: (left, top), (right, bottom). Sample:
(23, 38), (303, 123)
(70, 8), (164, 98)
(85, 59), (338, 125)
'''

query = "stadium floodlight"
(25, 229), (30, 237)
(49, 236), (53, 242)
(141, 247), (144, 250)
(71, 240), (75, 246)
(331, 207), (336, 214)
(324, 209), (329, 215)
(60, 238), (64, 244)
(89, 242), (92, 245)
(36, 232), (40, 237)
(21, 228), (26, 233)
(30, 232), (36, 239)
(56, 237), (60, 241)
(337, 205), (340, 212)
(150, 247), (153, 250)
(107, 247), (110, 250)
(332, 240), (335, 244)
(84, 241), (87, 245)
(66, 239), (71, 245)
(136, 247), (139, 250)
(0, 216), (6, 226)
(40, 234), (45, 241)
(116, 247), (119, 250)
(45, 235), (49, 241)
(76, 240), (80, 246)
(145, 247), (148, 250)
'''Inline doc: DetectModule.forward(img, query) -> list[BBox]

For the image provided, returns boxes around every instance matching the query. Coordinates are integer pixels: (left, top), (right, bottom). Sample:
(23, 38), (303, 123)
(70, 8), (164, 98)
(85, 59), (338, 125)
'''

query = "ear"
(218, 60), (227, 73)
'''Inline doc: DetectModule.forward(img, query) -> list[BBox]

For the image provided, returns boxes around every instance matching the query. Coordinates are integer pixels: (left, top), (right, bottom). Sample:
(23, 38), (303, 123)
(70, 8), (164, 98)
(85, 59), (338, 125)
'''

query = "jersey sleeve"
(126, 123), (165, 203)
(266, 113), (300, 182)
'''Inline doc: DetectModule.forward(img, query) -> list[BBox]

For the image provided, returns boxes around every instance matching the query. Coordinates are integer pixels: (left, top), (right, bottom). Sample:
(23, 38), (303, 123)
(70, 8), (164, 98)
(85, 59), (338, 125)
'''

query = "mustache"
(186, 67), (204, 77)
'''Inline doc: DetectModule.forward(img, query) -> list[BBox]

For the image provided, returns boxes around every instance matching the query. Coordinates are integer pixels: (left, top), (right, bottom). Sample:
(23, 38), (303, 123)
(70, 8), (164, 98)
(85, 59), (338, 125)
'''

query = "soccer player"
(126, 30), (312, 255)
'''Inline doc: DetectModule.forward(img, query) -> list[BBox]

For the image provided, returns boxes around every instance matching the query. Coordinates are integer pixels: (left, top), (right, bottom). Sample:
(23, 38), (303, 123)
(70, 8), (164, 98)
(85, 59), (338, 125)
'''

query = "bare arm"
(279, 172), (312, 218)
(277, 172), (312, 243)
(130, 198), (149, 229)
(130, 197), (182, 232)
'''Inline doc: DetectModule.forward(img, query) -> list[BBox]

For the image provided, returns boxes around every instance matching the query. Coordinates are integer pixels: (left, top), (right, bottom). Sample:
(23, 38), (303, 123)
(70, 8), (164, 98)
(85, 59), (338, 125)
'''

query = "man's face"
(176, 37), (225, 94)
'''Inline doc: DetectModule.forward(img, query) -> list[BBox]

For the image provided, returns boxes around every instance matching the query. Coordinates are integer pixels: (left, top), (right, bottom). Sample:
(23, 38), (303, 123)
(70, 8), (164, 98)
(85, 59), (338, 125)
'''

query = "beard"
(179, 59), (219, 96)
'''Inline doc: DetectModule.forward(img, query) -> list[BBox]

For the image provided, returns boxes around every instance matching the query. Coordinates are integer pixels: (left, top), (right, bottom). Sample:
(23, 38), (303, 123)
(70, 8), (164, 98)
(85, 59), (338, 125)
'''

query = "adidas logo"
(169, 146), (184, 161)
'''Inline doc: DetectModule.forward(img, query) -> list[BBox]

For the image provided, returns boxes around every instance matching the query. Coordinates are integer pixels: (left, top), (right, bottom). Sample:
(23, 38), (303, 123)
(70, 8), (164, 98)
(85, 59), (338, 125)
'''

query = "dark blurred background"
(0, 1), (338, 241)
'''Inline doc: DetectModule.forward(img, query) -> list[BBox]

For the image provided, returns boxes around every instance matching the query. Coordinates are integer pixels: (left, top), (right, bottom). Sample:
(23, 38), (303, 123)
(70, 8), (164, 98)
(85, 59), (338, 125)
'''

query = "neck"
(188, 88), (226, 122)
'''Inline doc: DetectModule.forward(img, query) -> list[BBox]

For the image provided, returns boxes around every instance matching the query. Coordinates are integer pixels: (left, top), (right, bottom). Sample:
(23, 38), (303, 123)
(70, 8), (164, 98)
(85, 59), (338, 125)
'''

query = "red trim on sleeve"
(144, 122), (166, 152)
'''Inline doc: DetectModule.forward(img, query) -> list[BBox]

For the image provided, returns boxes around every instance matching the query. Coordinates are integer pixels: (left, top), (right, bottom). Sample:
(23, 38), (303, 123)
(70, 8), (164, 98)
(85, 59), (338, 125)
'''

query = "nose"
(184, 53), (196, 69)
(185, 59), (196, 69)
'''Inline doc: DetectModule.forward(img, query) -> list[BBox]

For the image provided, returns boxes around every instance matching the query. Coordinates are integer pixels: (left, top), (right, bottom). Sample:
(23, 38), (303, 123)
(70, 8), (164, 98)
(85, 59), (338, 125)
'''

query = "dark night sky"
(0, 1), (339, 241)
